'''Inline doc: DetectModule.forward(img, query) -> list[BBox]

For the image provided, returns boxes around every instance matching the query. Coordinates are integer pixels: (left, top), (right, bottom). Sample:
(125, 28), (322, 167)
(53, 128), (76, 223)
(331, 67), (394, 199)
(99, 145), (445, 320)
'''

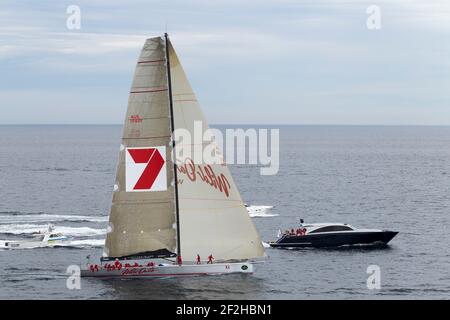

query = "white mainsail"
(104, 35), (265, 262)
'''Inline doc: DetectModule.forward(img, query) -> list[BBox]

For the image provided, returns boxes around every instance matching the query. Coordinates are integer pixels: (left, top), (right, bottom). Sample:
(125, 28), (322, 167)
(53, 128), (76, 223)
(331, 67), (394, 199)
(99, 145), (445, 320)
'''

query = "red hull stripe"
(87, 271), (252, 277)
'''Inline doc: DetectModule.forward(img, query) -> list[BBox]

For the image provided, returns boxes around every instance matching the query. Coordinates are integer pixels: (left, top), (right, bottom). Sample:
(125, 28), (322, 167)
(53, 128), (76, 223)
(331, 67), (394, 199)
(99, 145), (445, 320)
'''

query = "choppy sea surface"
(0, 125), (449, 299)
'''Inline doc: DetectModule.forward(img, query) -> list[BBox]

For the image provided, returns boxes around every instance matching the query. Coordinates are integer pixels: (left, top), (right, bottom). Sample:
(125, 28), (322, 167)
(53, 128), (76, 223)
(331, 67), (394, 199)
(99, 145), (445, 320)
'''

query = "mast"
(164, 33), (182, 261)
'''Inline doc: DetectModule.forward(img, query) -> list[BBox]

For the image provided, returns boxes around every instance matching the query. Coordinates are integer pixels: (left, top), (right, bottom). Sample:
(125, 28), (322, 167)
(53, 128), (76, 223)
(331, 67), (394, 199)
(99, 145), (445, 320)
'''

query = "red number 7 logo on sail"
(125, 146), (167, 192)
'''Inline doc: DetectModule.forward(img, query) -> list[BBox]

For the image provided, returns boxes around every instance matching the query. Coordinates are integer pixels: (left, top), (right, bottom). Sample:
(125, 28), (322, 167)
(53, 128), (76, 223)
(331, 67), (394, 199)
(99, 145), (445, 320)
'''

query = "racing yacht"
(81, 34), (265, 279)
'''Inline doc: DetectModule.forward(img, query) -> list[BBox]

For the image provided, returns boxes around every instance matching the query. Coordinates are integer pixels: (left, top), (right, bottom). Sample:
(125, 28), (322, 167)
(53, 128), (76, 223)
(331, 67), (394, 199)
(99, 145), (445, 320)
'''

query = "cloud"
(387, 0), (450, 31)
(0, 88), (127, 124)
(0, 0), (449, 124)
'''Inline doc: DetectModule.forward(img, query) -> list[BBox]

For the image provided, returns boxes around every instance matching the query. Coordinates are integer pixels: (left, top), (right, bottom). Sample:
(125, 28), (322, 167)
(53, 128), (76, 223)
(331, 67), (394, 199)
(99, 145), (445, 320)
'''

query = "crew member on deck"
(114, 258), (122, 270)
(207, 254), (214, 264)
(196, 254), (201, 264)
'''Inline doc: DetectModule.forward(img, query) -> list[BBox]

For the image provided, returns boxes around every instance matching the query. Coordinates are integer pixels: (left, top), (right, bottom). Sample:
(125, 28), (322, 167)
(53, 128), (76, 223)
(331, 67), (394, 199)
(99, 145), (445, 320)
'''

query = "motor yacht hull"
(270, 231), (398, 248)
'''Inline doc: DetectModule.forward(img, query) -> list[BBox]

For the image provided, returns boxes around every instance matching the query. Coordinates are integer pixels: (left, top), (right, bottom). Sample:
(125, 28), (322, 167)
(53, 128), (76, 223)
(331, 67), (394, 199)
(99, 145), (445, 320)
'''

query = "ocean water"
(0, 125), (449, 299)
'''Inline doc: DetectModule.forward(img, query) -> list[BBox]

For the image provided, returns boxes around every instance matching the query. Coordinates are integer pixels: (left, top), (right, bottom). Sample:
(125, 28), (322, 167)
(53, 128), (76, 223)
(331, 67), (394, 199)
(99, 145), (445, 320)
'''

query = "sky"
(0, 0), (449, 125)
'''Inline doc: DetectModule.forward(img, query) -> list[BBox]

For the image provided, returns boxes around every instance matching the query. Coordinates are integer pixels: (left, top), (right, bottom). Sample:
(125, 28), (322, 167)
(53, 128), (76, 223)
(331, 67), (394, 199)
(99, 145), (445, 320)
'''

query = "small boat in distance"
(245, 204), (274, 217)
(0, 224), (72, 249)
(269, 220), (398, 248)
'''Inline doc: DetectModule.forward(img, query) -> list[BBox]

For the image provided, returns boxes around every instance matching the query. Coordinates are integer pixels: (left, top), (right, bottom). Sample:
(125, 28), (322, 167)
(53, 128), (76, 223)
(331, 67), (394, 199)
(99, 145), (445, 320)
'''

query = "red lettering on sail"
(178, 158), (196, 182)
(177, 158), (231, 197)
(129, 115), (143, 123)
(128, 148), (165, 190)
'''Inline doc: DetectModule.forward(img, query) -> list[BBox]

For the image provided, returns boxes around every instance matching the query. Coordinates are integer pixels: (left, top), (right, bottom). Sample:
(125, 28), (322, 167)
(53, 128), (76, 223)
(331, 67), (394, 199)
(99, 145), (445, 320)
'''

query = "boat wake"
(55, 239), (105, 248)
(0, 224), (106, 237)
(0, 213), (107, 224)
(0, 238), (105, 250)
(261, 241), (271, 248)
(249, 212), (279, 218)
(246, 205), (277, 218)
(0, 211), (108, 250)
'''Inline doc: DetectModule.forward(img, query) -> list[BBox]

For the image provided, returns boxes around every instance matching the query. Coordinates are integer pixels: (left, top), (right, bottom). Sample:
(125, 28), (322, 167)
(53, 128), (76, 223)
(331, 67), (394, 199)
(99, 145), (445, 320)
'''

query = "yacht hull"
(81, 261), (254, 278)
(270, 231), (398, 248)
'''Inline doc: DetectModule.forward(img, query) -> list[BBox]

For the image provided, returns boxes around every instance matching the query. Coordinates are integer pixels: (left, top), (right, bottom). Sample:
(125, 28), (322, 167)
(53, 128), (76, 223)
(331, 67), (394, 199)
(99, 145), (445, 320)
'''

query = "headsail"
(105, 37), (177, 259)
(168, 40), (265, 261)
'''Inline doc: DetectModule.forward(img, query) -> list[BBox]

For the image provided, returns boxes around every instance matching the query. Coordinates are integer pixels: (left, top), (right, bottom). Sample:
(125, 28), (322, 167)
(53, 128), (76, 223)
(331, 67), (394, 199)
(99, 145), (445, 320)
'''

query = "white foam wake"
(0, 214), (107, 224)
(262, 241), (271, 248)
(59, 239), (105, 248)
(246, 205), (276, 218)
(0, 238), (106, 249)
(247, 205), (274, 211)
(0, 224), (107, 237)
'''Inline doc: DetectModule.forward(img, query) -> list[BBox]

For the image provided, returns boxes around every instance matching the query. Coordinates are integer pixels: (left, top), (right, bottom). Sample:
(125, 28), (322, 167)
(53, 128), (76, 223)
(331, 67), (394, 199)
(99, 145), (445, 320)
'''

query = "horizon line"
(1, 123), (450, 127)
